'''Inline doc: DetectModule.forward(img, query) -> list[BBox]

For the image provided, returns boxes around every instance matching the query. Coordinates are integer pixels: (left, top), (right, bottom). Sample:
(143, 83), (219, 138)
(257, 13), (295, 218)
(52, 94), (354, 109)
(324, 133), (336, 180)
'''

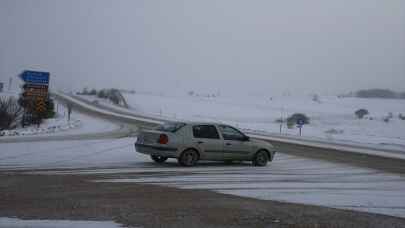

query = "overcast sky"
(0, 0), (404, 96)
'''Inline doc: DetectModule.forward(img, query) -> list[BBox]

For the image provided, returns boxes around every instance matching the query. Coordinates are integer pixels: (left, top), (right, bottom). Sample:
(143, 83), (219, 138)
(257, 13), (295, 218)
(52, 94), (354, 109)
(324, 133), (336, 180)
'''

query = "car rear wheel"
(252, 150), (269, 166)
(151, 155), (168, 163)
(178, 149), (199, 167)
(224, 160), (234, 165)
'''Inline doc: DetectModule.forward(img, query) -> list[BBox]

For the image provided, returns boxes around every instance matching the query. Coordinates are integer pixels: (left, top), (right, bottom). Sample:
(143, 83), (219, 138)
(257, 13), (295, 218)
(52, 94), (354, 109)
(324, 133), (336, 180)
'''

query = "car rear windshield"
(156, 122), (186, 133)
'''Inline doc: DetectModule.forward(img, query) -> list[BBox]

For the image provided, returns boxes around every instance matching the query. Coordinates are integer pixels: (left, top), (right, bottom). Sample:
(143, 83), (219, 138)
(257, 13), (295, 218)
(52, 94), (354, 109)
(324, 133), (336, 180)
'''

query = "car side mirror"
(243, 136), (250, 141)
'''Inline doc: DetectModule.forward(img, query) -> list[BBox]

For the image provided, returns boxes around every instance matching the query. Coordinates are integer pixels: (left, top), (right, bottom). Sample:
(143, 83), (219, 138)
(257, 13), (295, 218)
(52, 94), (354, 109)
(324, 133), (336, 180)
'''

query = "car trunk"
(137, 130), (177, 145)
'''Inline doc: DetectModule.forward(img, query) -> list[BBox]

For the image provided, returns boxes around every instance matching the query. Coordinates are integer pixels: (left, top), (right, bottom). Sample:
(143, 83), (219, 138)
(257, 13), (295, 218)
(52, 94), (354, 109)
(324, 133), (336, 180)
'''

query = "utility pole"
(279, 107), (284, 134)
(8, 77), (12, 91)
(67, 103), (73, 122)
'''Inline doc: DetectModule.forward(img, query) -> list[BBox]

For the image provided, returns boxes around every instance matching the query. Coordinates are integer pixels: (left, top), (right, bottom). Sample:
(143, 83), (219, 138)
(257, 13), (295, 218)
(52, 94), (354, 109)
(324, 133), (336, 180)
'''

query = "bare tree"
(0, 97), (23, 130)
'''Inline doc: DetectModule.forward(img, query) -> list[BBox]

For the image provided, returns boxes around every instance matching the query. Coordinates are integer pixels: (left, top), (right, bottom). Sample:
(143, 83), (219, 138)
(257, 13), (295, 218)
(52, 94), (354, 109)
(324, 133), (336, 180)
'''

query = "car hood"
(250, 138), (275, 151)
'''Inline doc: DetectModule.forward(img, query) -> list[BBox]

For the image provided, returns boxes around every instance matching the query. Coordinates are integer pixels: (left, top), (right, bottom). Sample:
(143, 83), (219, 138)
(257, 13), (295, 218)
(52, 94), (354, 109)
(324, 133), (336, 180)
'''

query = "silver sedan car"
(135, 122), (276, 166)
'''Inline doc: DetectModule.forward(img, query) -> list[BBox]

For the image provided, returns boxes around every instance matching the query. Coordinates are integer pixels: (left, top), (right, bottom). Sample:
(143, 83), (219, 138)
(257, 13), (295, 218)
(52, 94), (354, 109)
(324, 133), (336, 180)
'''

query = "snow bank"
(0, 100), (120, 139)
(0, 119), (81, 137)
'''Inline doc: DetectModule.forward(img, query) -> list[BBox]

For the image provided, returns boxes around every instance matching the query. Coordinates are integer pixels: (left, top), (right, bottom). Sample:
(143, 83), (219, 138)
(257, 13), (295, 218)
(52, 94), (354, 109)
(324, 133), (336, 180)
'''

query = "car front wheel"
(151, 155), (168, 163)
(252, 150), (269, 166)
(178, 149), (199, 167)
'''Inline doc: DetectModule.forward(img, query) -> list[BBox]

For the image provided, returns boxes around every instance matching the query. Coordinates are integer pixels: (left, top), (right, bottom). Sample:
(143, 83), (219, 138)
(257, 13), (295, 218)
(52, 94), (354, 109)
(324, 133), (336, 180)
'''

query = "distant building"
(0, 82), (4, 93)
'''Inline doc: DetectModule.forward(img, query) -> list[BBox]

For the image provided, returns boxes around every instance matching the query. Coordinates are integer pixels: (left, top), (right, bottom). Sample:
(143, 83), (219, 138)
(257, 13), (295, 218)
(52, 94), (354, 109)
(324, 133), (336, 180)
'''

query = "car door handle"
(226, 143), (232, 146)
(197, 141), (204, 144)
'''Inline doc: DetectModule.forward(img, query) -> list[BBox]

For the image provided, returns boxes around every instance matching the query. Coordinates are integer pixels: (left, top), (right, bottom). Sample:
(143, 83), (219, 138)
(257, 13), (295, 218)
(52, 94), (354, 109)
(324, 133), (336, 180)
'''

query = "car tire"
(252, 150), (269, 167)
(178, 149), (199, 167)
(151, 155), (168, 163)
(224, 160), (234, 165)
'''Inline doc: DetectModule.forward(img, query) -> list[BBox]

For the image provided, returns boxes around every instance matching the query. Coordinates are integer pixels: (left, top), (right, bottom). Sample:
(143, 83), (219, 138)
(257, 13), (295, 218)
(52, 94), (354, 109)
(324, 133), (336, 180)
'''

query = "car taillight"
(158, 134), (169, 144)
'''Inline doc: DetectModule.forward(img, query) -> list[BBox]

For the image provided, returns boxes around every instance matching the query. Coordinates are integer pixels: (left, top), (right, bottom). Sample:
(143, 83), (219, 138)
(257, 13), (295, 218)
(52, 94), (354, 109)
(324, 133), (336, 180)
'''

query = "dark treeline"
(356, 89), (405, 99)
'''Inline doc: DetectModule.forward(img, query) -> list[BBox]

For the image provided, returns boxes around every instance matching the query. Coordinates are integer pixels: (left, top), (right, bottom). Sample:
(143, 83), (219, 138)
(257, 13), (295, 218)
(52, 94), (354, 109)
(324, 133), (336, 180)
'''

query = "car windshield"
(156, 122), (186, 133)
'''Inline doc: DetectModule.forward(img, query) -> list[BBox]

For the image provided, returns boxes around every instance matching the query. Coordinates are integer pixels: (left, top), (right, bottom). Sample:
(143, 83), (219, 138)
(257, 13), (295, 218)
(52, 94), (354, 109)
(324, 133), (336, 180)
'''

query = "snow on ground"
(0, 109), (119, 138)
(2, 137), (405, 218)
(0, 138), (139, 170)
(0, 217), (128, 228)
(122, 92), (405, 151)
(49, 103), (120, 136)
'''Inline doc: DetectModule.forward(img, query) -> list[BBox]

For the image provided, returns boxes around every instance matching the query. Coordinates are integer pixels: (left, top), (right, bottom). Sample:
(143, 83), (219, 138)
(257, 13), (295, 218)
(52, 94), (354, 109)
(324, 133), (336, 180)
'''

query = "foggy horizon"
(1, 0), (404, 96)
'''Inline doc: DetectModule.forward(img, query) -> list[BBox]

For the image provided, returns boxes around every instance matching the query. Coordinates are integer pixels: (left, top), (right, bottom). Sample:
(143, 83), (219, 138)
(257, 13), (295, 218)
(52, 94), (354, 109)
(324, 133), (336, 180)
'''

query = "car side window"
(192, 125), (220, 139)
(219, 125), (246, 141)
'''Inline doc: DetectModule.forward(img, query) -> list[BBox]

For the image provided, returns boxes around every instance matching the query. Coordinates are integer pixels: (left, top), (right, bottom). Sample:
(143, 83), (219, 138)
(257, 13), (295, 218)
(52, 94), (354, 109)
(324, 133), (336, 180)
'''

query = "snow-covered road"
(2, 137), (405, 218)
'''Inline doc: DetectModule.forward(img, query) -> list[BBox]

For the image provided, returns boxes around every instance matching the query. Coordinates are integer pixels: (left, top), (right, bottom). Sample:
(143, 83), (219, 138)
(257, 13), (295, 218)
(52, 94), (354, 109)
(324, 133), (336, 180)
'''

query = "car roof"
(167, 121), (227, 126)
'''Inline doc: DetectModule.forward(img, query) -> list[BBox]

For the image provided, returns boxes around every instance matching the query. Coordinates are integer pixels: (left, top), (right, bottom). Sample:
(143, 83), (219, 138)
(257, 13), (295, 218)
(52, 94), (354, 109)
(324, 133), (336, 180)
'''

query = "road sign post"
(296, 119), (305, 136)
(19, 70), (50, 126)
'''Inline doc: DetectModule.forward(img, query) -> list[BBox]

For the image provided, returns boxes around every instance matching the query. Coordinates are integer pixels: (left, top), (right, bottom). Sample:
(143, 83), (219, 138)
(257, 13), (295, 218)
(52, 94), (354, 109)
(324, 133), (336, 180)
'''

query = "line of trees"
(78, 88), (126, 106)
(356, 89), (405, 99)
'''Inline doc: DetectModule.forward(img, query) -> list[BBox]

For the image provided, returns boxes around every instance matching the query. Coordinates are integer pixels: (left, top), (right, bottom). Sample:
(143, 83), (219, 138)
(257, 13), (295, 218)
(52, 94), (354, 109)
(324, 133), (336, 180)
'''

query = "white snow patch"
(0, 137), (144, 170)
(0, 217), (128, 228)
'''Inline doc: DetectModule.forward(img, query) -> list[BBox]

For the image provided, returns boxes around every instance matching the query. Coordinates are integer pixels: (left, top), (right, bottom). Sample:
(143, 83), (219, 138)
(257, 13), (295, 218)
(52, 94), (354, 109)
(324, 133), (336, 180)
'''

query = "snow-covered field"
(122, 92), (405, 151)
(2, 137), (404, 218)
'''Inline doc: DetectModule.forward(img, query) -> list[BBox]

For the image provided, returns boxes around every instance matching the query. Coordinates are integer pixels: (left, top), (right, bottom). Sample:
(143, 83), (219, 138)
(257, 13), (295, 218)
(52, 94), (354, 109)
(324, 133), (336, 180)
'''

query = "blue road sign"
(20, 71), (50, 85)
(296, 119), (305, 126)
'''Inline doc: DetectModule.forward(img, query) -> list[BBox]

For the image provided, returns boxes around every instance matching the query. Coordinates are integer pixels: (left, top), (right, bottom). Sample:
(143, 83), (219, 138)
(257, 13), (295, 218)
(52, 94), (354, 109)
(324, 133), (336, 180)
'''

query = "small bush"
(325, 128), (344, 134)
(312, 94), (321, 103)
(109, 94), (120, 105)
(45, 98), (56, 119)
(383, 112), (393, 123)
(287, 113), (310, 128)
(89, 89), (97, 95)
(97, 89), (107, 99)
(82, 87), (89, 95)
(355, 109), (369, 119)
(0, 97), (23, 130)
